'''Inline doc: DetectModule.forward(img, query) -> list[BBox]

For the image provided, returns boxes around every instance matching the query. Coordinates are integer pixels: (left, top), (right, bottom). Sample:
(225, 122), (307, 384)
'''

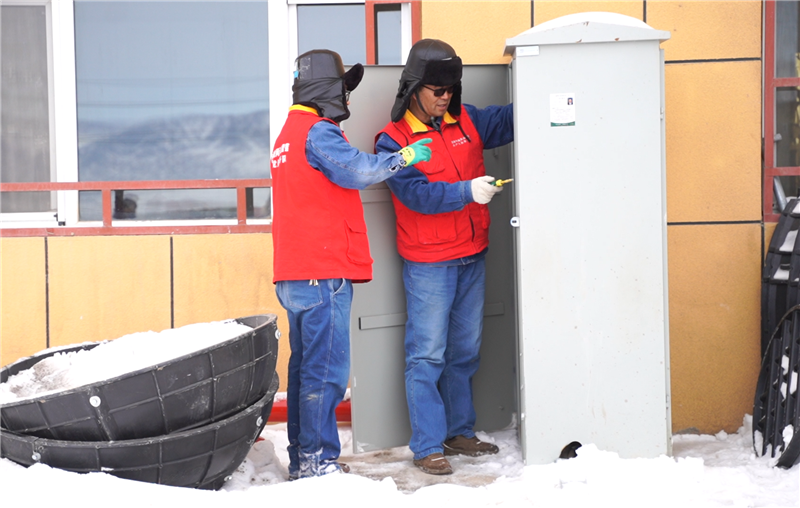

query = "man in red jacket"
(375, 39), (514, 475)
(271, 49), (431, 479)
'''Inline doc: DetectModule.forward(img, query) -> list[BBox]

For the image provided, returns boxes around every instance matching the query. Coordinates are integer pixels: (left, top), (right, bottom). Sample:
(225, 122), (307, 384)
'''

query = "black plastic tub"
(0, 314), (279, 442)
(753, 305), (800, 469)
(0, 372), (278, 490)
(762, 198), (800, 358)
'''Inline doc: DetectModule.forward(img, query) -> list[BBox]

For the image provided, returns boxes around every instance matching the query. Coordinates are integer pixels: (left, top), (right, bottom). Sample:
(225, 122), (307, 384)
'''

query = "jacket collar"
(403, 109), (458, 133)
(290, 104), (320, 115)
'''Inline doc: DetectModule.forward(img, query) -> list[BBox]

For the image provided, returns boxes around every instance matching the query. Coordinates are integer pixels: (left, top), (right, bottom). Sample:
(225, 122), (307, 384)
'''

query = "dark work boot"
(443, 435), (499, 457)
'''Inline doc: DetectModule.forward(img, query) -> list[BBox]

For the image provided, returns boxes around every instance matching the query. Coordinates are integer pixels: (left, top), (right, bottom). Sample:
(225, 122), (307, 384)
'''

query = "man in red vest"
(375, 39), (514, 475)
(271, 49), (432, 479)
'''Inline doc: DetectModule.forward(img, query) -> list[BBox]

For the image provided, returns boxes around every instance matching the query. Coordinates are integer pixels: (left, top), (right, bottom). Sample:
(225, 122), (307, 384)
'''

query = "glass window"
(0, 4), (54, 214)
(775, 1), (800, 170)
(776, 87), (800, 168)
(73, 1), (271, 221)
(776, 1), (800, 79)
(297, 4), (366, 65)
(773, 2), (800, 212)
(375, 4), (402, 65)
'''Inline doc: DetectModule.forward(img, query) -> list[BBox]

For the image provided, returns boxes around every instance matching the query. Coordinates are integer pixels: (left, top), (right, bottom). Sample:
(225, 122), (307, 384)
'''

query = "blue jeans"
(276, 278), (352, 478)
(402, 257), (485, 460)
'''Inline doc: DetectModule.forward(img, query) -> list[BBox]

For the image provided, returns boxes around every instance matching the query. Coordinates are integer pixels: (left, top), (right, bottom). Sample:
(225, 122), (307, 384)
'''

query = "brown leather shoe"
(413, 452), (453, 475)
(443, 435), (499, 457)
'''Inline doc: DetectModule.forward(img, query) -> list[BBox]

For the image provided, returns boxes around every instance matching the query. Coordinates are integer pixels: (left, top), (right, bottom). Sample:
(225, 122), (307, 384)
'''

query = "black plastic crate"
(0, 372), (278, 489)
(1, 314), (279, 442)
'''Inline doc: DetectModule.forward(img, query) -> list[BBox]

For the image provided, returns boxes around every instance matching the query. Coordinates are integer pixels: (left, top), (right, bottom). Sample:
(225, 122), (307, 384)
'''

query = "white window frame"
(288, 1), (412, 64)
(1, 1), (292, 230)
(0, 1), (409, 230)
(276, 0), (412, 178)
(52, 0), (80, 227)
(400, 2), (412, 62)
(0, 0), (67, 228)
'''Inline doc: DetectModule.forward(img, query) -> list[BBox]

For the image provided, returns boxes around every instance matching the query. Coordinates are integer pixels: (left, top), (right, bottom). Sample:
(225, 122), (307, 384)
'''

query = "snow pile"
(0, 320), (252, 404)
(0, 416), (797, 507)
(214, 415), (798, 507)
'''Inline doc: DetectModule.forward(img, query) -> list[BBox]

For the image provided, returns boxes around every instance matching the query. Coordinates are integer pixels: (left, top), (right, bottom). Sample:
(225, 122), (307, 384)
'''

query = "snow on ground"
(1, 322), (797, 507)
(1, 415), (797, 508)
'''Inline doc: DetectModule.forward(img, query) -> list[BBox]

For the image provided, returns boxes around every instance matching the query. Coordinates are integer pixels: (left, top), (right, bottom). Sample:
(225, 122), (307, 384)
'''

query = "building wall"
(1, 238), (47, 363)
(420, 1), (531, 64)
(529, 0), (764, 434)
(0, 235), (290, 392)
(1, 0), (766, 436)
(47, 236), (171, 347)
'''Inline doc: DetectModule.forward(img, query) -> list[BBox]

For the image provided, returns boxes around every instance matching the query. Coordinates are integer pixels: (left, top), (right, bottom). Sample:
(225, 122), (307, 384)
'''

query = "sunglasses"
(344, 90), (351, 101)
(423, 85), (455, 97)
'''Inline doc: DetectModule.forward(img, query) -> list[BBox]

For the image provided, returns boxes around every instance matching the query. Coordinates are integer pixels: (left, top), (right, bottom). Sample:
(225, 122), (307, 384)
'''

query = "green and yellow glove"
(398, 138), (433, 167)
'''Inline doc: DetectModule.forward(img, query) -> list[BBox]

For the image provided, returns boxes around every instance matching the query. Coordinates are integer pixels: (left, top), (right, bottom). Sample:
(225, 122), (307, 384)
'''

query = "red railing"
(0, 179), (272, 237)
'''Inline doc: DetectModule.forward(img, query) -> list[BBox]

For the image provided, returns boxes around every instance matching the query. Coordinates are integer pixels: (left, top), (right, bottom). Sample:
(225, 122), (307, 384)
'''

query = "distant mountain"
(77, 110), (271, 220)
(78, 109), (271, 182)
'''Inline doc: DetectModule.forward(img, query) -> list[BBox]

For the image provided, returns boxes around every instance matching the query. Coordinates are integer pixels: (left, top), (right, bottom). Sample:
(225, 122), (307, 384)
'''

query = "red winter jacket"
(377, 107), (489, 263)
(271, 109), (373, 283)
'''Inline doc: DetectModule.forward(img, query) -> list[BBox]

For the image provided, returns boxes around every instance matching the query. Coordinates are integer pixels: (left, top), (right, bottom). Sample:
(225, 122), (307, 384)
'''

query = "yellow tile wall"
(47, 236), (172, 346)
(664, 60), (762, 223)
(765, 223), (777, 260)
(668, 223), (762, 433)
(0, 238), (47, 365)
(1, 234), (290, 390)
(533, 0), (644, 25)
(172, 234), (289, 390)
(651, 0), (763, 434)
(421, 1), (531, 64)
(647, 0), (761, 61)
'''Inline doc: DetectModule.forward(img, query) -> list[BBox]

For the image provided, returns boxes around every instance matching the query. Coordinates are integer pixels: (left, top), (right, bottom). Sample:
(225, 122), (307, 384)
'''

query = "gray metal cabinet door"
(345, 66), (412, 452)
(345, 65), (517, 453)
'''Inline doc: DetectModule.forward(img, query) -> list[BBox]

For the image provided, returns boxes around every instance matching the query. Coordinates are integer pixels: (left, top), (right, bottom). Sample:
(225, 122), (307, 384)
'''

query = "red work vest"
(378, 107), (489, 263)
(271, 109), (373, 283)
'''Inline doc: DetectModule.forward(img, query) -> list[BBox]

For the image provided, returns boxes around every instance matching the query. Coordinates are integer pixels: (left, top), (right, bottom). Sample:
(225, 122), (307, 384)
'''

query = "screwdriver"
(491, 178), (514, 187)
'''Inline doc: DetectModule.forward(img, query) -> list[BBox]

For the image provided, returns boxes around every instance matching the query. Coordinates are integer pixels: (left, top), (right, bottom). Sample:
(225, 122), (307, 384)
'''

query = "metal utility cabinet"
(346, 12), (671, 465)
(505, 13), (672, 463)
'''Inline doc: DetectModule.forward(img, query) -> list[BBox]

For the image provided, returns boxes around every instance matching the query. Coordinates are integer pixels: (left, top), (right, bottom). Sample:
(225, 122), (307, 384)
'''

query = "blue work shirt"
(375, 103), (514, 215)
(306, 120), (406, 190)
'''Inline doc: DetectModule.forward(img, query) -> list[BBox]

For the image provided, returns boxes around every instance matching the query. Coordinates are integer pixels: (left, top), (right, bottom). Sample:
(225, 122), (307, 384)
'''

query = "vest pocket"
(416, 213), (457, 244)
(419, 158), (446, 176)
(345, 218), (373, 265)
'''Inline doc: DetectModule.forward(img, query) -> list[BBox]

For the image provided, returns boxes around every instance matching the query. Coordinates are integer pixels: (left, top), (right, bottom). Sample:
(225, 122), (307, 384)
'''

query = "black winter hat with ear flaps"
(391, 39), (463, 123)
(292, 49), (364, 124)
